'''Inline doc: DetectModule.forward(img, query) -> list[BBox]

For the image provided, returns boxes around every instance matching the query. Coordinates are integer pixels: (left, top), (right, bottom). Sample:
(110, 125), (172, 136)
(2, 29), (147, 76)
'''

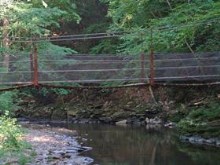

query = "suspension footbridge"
(0, 50), (219, 91)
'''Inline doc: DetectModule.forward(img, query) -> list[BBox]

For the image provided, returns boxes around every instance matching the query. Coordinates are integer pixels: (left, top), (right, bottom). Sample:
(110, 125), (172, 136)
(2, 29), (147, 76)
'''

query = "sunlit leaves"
(104, 0), (220, 53)
(8, 4), (66, 37)
(0, 0), (80, 38)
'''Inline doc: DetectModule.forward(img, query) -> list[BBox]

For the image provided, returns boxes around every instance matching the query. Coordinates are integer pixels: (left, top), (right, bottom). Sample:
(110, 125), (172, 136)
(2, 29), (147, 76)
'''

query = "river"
(59, 124), (220, 165)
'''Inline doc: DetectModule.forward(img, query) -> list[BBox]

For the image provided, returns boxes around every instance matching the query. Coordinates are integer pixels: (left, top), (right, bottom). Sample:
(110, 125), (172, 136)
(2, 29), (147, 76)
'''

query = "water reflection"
(66, 124), (220, 165)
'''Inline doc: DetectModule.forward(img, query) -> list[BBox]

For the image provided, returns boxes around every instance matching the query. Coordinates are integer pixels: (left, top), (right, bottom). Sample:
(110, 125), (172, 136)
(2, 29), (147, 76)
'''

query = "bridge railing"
(154, 52), (220, 83)
(37, 54), (150, 86)
(0, 51), (220, 88)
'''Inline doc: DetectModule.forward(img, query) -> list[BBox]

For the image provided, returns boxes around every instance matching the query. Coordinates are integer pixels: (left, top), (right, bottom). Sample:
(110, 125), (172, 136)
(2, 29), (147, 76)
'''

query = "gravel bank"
(22, 124), (93, 165)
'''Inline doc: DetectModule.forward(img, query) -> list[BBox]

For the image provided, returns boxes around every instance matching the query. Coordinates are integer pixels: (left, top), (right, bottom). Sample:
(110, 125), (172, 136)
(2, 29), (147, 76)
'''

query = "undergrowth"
(177, 102), (220, 138)
(0, 91), (33, 164)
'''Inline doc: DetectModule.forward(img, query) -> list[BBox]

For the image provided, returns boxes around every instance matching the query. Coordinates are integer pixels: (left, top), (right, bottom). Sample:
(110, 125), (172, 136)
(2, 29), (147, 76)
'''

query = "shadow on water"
(53, 124), (220, 165)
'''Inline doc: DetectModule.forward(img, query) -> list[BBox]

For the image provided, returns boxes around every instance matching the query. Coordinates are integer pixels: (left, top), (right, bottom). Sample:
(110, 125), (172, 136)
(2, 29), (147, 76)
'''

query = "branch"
(166, 0), (172, 10)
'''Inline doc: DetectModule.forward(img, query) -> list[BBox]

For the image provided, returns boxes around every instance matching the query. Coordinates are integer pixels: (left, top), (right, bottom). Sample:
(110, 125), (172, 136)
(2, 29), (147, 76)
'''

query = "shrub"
(0, 91), (19, 116)
(177, 102), (220, 138)
(0, 113), (23, 150)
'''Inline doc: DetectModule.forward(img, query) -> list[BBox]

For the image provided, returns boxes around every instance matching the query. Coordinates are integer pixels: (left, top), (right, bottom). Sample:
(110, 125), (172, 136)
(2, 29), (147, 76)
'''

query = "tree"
(102, 0), (220, 54)
(0, 0), (80, 50)
(0, 0), (80, 71)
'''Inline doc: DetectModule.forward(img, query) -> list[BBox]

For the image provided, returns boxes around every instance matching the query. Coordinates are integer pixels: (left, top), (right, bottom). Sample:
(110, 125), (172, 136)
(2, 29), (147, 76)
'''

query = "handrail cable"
(5, 17), (220, 43)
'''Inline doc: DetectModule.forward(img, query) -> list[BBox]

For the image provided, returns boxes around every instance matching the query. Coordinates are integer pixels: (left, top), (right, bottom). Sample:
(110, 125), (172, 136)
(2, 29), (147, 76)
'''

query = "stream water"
(55, 124), (220, 165)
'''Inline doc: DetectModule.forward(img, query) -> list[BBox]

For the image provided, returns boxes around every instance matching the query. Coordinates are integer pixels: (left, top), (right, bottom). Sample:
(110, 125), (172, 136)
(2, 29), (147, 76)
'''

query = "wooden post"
(33, 43), (39, 87)
(140, 53), (145, 83)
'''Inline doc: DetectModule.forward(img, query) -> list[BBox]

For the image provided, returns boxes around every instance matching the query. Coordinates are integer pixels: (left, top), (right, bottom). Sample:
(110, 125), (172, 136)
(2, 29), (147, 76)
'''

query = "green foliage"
(0, 0), (80, 54)
(0, 114), (23, 150)
(38, 42), (77, 56)
(20, 87), (70, 106)
(103, 0), (220, 53)
(183, 103), (220, 122)
(90, 39), (120, 54)
(36, 0), (81, 22)
(0, 114), (32, 164)
(177, 102), (220, 138)
(0, 0), (80, 37)
(51, 88), (70, 96)
(0, 91), (18, 115)
(66, 0), (115, 53)
(168, 104), (189, 123)
(36, 87), (70, 97)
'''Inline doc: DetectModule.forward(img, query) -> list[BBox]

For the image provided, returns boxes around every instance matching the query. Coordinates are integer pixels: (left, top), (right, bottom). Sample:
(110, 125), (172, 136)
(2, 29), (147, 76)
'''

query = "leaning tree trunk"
(2, 17), (10, 72)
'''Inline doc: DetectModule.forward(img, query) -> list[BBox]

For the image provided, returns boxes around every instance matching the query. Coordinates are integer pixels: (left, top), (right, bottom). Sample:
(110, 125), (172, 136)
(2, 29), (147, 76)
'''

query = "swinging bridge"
(0, 32), (220, 91)
(0, 49), (220, 91)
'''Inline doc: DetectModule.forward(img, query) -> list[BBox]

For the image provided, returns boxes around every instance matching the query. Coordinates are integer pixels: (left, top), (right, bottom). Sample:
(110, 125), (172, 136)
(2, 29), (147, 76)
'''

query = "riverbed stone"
(145, 117), (162, 125)
(196, 138), (205, 145)
(116, 120), (127, 126)
(52, 150), (65, 155)
(63, 154), (71, 159)
(132, 119), (143, 126)
(205, 138), (216, 144)
(164, 122), (176, 128)
(216, 140), (220, 147)
(21, 124), (93, 165)
(66, 149), (78, 153)
(180, 135), (220, 147)
(78, 119), (90, 124)
(51, 154), (61, 160)
(99, 117), (112, 123)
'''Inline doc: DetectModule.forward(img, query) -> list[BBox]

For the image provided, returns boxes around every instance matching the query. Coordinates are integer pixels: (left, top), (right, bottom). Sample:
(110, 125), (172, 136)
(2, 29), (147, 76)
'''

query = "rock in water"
(116, 120), (127, 126)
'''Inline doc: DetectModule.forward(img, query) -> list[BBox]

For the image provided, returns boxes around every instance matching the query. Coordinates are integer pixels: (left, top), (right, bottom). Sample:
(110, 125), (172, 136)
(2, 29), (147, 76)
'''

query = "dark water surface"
(64, 124), (220, 165)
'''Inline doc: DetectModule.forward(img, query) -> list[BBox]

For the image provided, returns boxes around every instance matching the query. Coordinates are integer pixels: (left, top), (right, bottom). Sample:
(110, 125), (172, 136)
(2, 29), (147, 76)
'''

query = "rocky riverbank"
(180, 135), (220, 147)
(15, 86), (220, 148)
(17, 87), (170, 127)
(21, 123), (93, 165)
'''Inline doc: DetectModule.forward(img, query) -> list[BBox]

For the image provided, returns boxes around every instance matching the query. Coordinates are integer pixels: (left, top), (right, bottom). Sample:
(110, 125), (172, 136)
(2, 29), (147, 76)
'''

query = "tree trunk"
(3, 17), (10, 72)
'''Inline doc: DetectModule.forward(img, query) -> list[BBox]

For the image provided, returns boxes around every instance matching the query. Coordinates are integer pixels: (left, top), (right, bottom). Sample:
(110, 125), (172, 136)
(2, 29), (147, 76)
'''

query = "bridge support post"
(140, 53), (146, 83)
(149, 48), (155, 86)
(148, 28), (157, 103)
(149, 28), (155, 86)
(32, 43), (39, 87)
(30, 50), (34, 83)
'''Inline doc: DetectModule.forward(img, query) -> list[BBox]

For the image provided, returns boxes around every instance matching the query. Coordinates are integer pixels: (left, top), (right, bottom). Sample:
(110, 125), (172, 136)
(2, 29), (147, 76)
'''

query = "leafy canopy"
(0, 0), (80, 55)
(102, 0), (220, 53)
(0, 0), (80, 38)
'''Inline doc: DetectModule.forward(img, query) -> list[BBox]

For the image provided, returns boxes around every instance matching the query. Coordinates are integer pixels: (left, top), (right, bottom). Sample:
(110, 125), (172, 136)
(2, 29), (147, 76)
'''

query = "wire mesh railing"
(0, 51), (219, 89)
(37, 54), (148, 86)
(154, 52), (220, 83)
